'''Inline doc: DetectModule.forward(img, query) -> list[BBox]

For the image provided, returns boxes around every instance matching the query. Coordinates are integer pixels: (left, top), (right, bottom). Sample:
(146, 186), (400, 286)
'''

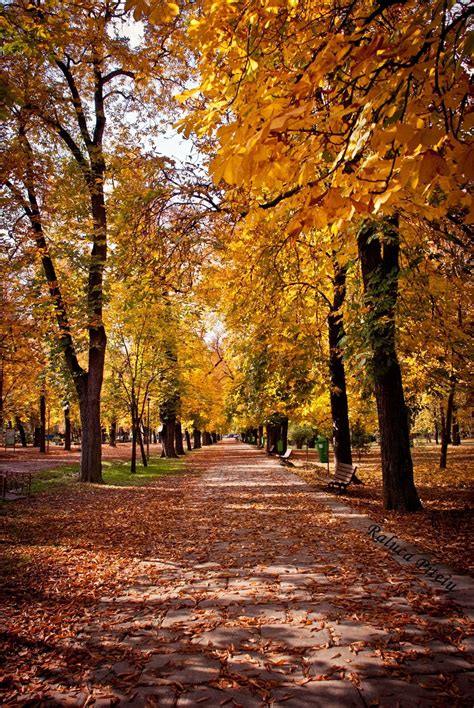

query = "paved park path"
(71, 440), (472, 707)
(4, 440), (472, 706)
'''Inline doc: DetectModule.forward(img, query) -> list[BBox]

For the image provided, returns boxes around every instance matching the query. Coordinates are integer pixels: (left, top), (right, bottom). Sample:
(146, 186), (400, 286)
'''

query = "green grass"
(30, 465), (80, 494)
(102, 457), (184, 486)
(29, 456), (184, 494)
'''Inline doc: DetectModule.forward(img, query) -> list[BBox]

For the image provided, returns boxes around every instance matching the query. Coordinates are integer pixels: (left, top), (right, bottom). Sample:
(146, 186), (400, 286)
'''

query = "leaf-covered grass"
(292, 441), (474, 575)
(28, 456), (184, 494)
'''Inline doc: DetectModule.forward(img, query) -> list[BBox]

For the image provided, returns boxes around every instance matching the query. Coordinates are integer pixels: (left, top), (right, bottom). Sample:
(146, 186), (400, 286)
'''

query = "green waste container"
(276, 439), (284, 453)
(316, 436), (328, 463)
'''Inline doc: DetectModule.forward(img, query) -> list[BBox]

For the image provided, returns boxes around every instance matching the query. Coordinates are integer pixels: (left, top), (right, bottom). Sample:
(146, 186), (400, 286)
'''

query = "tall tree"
(1, 0), (178, 481)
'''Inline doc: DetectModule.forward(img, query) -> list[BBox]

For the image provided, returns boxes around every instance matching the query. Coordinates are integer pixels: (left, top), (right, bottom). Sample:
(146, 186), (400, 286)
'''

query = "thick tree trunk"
(358, 219), (422, 512)
(175, 421), (185, 455)
(15, 417), (27, 447)
(202, 431), (212, 445)
(64, 404), (71, 451)
(257, 424), (264, 448)
(39, 394), (46, 453)
(266, 423), (278, 452)
(185, 428), (192, 451)
(193, 428), (202, 449)
(211, 431), (218, 444)
(78, 389), (103, 481)
(161, 416), (178, 458)
(328, 260), (353, 466)
(109, 420), (116, 447)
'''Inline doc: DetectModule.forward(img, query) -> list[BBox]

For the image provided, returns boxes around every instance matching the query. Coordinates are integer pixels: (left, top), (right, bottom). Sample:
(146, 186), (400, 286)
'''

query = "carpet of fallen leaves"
(292, 442), (474, 575)
(0, 442), (472, 706)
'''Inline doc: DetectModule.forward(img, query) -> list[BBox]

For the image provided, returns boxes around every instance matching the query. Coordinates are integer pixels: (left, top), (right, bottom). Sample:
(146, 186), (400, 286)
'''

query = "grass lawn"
(29, 456), (184, 494)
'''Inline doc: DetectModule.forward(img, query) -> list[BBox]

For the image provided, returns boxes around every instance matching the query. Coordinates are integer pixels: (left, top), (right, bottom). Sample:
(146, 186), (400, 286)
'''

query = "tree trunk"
(138, 425), (148, 466)
(211, 431), (218, 444)
(257, 424), (264, 448)
(78, 388), (103, 482)
(39, 393), (46, 453)
(434, 417), (439, 445)
(440, 379), (455, 468)
(266, 423), (278, 452)
(64, 404), (71, 451)
(185, 428), (192, 451)
(131, 421), (138, 474)
(452, 406), (461, 446)
(193, 428), (202, 449)
(0, 361), (3, 431)
(358, 219), (422, 512)
(175, 420), (185, 455)
(109, 420), (116, 447)
(161, 416), (178, 458)
(15, 417), (27, 447)
(328, 260), (353, 466)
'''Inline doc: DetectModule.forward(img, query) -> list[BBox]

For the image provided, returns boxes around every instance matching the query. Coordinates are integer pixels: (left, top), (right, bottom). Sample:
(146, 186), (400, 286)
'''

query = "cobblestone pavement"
(43, 442), (474, 706)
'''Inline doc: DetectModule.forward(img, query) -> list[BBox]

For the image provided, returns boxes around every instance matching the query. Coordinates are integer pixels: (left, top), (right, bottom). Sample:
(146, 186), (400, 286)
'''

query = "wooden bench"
(327, 462), (358, 493)
(0, 470), (32, 501)
(278, 449), (295, 467)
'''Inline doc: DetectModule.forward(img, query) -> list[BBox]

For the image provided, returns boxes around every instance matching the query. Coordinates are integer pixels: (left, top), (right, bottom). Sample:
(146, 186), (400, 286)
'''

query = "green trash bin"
(276, 439), (284, 453)
(316, 436), (328, 463)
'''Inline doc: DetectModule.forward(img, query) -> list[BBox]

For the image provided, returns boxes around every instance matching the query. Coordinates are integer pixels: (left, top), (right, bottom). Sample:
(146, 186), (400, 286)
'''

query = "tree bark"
(79, 388), (103, 480)
(138, 425), (147, 466)
(161, 418), (178, 457)
(193, 428), (202, 449)
(328, 260), (353, 465)
(440, 378), (455, 468)
(109, 420), (116, 447)
(131, 420), (138, 474)
(15, 417), (27, 447)
(185, 428), (192, 451)
(175, 420), (185, 455)
(358, 218), (422, 511)
(452, 405), (461, 446)
(64, 404), (71, 451)
(39, 393), (46, 454)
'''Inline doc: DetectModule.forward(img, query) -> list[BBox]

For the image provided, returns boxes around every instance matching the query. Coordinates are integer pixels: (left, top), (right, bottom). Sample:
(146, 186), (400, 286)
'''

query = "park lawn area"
(28, 455), (184, 494)
(293, 442), (474, 576)
(0, 455), (186, 603)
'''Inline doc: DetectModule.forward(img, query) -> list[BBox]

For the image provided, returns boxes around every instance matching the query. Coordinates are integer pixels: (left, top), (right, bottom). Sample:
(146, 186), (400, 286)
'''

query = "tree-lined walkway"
(1, 440), (473, 706)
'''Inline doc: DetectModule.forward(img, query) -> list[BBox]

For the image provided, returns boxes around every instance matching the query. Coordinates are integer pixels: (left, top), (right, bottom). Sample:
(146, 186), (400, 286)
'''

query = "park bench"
(0, 470), (32, 501)
(278, 449), (295, 467)
(326, 462), (359, 493)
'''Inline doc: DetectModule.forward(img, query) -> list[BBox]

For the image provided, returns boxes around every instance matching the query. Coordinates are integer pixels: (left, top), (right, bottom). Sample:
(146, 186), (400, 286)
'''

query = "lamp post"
(147, 396), (151, 462)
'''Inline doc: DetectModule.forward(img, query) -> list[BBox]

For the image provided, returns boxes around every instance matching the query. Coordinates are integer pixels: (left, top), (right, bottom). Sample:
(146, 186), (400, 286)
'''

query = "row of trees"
(2, 1), (472, 511)
(1, 0), (228, 479)
(171, 0), (472, 511)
